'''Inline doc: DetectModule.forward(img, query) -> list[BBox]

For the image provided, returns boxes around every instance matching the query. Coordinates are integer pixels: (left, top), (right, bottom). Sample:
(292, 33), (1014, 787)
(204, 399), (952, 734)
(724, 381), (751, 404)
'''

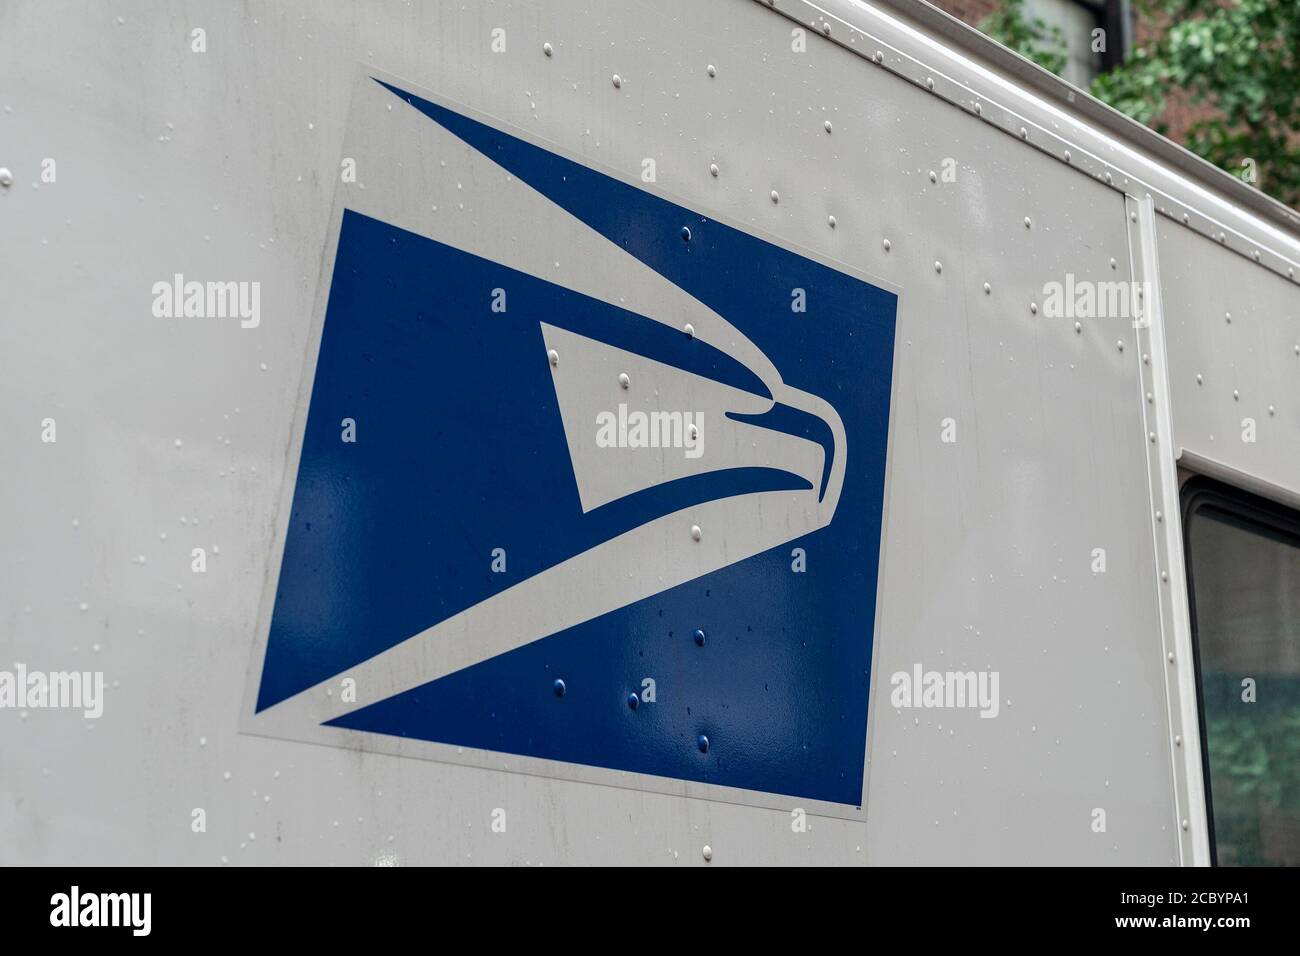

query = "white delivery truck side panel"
(1161, 221), (1300, 501)
(0, 0), (1297, 865)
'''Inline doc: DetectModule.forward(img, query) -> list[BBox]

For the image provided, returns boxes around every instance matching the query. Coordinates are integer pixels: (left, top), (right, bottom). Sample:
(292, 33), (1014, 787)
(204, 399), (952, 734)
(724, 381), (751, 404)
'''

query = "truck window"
(1183, 479), (1300, 866)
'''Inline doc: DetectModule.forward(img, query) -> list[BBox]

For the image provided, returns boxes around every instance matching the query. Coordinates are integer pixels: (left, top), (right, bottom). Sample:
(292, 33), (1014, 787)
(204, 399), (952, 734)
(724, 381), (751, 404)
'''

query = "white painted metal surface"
(2, 0), (1297, 865)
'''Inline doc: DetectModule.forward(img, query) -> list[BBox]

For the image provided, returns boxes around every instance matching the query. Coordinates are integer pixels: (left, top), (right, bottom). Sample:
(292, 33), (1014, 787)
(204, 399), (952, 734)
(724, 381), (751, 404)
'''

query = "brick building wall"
(1129, 8), (1214, 147)
(935, 0), (1002, 26)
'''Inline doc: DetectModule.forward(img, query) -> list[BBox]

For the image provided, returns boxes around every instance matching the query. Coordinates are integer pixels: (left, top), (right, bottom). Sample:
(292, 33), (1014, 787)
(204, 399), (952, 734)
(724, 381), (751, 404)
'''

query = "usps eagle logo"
(247, 76), (897, 809)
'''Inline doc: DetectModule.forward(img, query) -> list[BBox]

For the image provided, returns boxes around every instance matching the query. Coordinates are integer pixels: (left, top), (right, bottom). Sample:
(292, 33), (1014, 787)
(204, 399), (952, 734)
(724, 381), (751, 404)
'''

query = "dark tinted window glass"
(1186, 489), (1300, 866)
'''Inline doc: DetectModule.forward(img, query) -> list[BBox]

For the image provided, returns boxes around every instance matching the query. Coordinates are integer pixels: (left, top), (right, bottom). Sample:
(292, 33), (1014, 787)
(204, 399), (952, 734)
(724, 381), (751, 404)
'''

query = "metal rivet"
(1063, 149), (1071, 163)
(627, 692), (639, 711)
(619, 372), (630, 389)
(882, 238), (891, 252)
(611, 74), (623, 88)
(1182, 213), (1190, 224)
(709, 162), (719, 177)
(1146, 392), (1153, 403)
(1143, 353), (1150, 365)
(680, 225), (692, 242)
(824, 120), (832, 134)
(1075, 322), (1082, 334)
(926, 76), (934, 90)
(1181, 819), (1189, 831)
(1156, 511), (1163, 522)
(1110, 258), (1117, 270)
(697, 734), (710, 753)
(1118, 341), (1126, 352)
(1175, 735), (1182, 747)
(1130, 211), (1137, 222)
(1148, 431), (1156, 443)
(974, 101), (982, 115)
(1019, 127), (1028, 139)
(694, 629), (706, 647)
(828, 215), (837, 229)
(706, 64), (716, 77)
(1167, 651), (1175, 663)
(1269, 405), (1276, 416)
(983, 282), (991, 295)
(1196, 373), (1203, 385)
(1226, 312), (1232, 324)
(1233, 390), (1240, 400)
(821, 22), (831, 36)
(684, 322), (695, 338)
(553, 678), (566, 697)
(543, 42), (553, 57)
(0, 168), (12, 187)
(1105, 172), (1114, 184)
(874, 50), (883, 63)
(770, 189), (779, 204)
(929, 170), (937, 183)
(702, 845), (713, 861)
(1024, 217), (1031, 228)
(547, 349), (559, 367)
(690, 524), (702, 542)
(1162, 571), (1169, 582)
(1253, 250), (1261, 261)
(934, 260), (942, 274)
(1030, 302), (1038, 315)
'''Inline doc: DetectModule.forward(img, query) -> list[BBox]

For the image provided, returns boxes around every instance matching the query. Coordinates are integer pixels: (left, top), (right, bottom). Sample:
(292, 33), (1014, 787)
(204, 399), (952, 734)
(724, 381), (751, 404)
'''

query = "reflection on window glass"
(1187, 493), (1300, 866)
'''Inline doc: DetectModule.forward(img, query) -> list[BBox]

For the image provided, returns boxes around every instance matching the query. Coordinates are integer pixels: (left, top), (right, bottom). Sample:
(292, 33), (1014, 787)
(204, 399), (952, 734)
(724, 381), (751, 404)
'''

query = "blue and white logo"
(248, 77), (897, 809)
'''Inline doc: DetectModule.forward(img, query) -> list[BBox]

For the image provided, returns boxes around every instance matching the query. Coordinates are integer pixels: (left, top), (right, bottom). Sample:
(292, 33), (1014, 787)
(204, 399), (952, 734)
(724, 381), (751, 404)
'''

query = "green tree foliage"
(1090, 0), (1300, 208)
(979, 0), (1069, 75)
(982, 1), (1298, 207)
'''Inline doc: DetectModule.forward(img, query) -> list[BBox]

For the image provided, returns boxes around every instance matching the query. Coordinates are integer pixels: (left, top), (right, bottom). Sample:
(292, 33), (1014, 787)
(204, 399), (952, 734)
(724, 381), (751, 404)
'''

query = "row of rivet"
(747, 0), (1300, 284)
(1126, 198), (1202, 855)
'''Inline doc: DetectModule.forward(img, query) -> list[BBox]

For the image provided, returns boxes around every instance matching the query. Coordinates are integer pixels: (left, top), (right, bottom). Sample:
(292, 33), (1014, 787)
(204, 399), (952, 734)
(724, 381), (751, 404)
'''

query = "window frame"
(1180, 474), (1300, 866)
(1025, 0), (1130, 83)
